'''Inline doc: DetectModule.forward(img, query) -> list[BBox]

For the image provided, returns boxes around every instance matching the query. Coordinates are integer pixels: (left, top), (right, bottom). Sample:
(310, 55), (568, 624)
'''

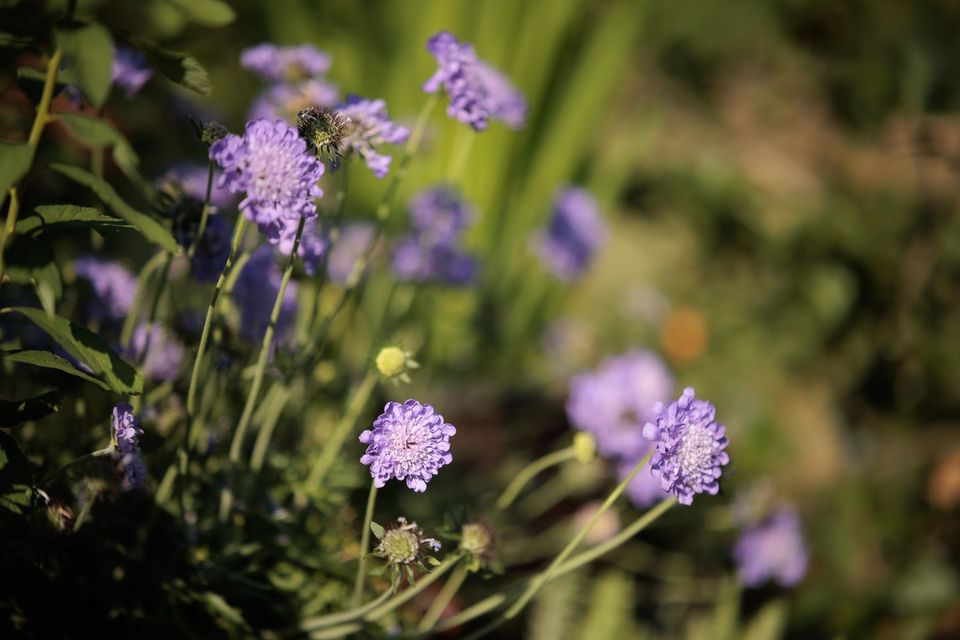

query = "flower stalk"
(352, 482), (379, 606)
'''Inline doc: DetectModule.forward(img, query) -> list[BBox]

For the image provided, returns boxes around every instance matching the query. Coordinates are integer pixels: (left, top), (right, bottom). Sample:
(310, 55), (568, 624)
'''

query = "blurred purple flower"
(232, 246), (298, 343)
(190, 214), (232, 283)
(159, 164), (234, 209)
(733, 506), (809, 587)
(337, 95), (410, 178)
(112, 47), (152, 98)
(359, 399), (456, 492)
(73, 257), (137, 323)
(423, 31), (526, 131)
(642, 387), (730, 506)
(533, 187), (607, 282)
(127, 322), (184, 382)
(297, 218), (329, 276)
(248, 79), (339, 123)
(566, 349), (674, 460)
(326, 223), (375, 286)
(408, 186), (474, 245)
(210, 119), (324, 252)
(240, 44), (332, 82)
(112, 403), (145, 490)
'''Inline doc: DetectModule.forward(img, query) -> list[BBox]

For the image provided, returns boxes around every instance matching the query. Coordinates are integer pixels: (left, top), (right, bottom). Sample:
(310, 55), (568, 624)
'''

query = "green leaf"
(2, 350), (111, 391)
(0, 391), (61, 428)
(370, 521), (386, 540)
(133, 38), (211, 95)
(163, 0), (236, 26)
(16, 205), (131, 237)
(0, 142), (32, 197)
(51, 163), (179, 253)
(57, 113), (144, 187)
(0, 431), (33, 514)
(3, 235), (62, 316)
(55, 23), (113, 109)
(743, 601), (787, 640)
(16, 67), (74, 104)
(2, 308), (143, 394)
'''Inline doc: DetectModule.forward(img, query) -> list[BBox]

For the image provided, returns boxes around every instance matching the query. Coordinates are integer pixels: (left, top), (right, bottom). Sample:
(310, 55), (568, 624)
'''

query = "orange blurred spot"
(660, 306), (708, 364)
(928, 448), (960, 511)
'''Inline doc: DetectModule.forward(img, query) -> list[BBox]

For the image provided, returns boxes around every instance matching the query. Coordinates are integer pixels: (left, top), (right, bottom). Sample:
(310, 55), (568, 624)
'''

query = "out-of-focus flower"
(375, 346), (419, 383)
(619, 457), (669, 508)
(573, 501), (622, 544)
(660, 306), (708, 364)
(733, 506), (809, 587)
(929, 448), (960, 510)
(190, 214), (232, 282)
(642, 387), (730, 505)
(112, 47), (152, 98)
(359, 399), (456, 492)
(337, 96), (410, 177)
(296, 218), (329, 276)
(392, 187), (478, 285)
(159, 164), (234, 209)
(533, 187), (606, 282)
(249, 79), (339, 123)
(408, 187), (474, 245)
(327, 223), (375, 287)
(566, 350), (674, 460)
(232, 246), (298, 343)
(209, 119), (324, 253)
(73, 257), (137, 323)
(373, 516), (441, 568)
(423, 31), (526, 131)
(240, 44), (332, 83)
(112, 403), (145, 490)
(127, 322), (184, 382)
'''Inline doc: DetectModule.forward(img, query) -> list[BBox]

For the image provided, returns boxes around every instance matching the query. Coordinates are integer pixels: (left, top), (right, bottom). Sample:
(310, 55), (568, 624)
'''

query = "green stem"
(445, 126), (475, 184)
(296, 577), (399, 633)
(352, 482), (379, 606)
(495, 447), (576, 511)
(363, 553), (462, 622)
(417, 559), (468, 631)
(187, 160), (215, 259)
(39, 445), (114, 486)
(120, 251), (168, 348)
(374, 93), (438, 224)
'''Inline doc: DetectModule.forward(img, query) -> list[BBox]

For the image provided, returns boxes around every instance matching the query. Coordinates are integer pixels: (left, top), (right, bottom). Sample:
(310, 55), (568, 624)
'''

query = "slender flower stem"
(136, 252), (174, 359)
(374, 93), (438, 225)
(417, 559), (469, 631)
(362, 553), (462, 622)
(187, 160), (215, 258)
(120, 251), (168, 348)
(38, 446), (114, 486)
(220, 215), (306, 522)
(295, 577), (399, 633)
(446, 126), (475, 184)
(495, 447), (576, 511)
(352, 482), (379, 606)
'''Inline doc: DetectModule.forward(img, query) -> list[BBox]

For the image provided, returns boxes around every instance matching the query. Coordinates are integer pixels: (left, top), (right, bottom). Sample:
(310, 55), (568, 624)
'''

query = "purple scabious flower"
(733, 506), (809, 587)
(73, 257), (137, 323)
(127, 322), (184, 382)
(248, 80), (339, 123)
(240, 44), (332, 82)
(232, 246), (298, 343)
(159, 164), (234, 209)
(112, 403), (145, 490)
(423, 31), (526, 131)
(112, 47), (152, 98)
(534, 187), (607, 282)
(359, 399), (456, 492)
(337, 95), (410, 178)
(566, 350), (674, 460)
(326, 223), (375, 286)
(619, 456), (669, 508)
(642, 387), (730, 505)
(209, 119), (324, 252)
(190, 214), (232, 282)
(408, 187), (474, 246)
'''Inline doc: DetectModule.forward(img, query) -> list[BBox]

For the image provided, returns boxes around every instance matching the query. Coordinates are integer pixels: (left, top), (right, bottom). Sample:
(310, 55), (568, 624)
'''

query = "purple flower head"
(73, 257), (137, 323)
(423, 31), (526, 131)
(112, 403), (145, 490)
(408, 187), (475, 246)
(326, 223), (375, 286)
(733, 506), (809, 587)
(240, 44), (332, 83)
(232, 246), (298, 343)
(359, 399), (456, 492)
(337, 96), (410, 178)
(190, 214), (232, 283)
(566, 350), (674, 460)
(642, 387), (730, 506)
(619, 455), (669, 508)
(128, 322), (184, 382)
(249, 80), (339, 123)
(112, 47), (152, 98)
(209, 119), (324, 252)
(534, 187), (607, 282)
(392, 238), (477, 286)
(159, 164), (234, 209)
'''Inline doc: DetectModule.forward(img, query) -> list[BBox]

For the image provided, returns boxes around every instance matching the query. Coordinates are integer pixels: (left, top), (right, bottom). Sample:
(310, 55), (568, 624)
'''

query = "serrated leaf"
(0, 143), (32, 197)
(370, 521), (385, 540)
(133, 37), (211, 95)
(55, 23), (113, 109)
(163, 0), (236, 26)
(3, 235), (61, 315)
(0, 391), (61, 428)
(2, 308), (143, 394)
(57, 113), (144, 187)
(51, 163), (179, 253)
(0, 431), (33, 514)
(16, 205), (131, 236)
(2, 350), (111, 391)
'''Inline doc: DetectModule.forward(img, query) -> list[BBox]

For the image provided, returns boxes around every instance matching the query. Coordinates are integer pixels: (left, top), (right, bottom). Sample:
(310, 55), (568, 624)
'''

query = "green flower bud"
(573, 432), (596, 464)
(374, 346), (418, 383)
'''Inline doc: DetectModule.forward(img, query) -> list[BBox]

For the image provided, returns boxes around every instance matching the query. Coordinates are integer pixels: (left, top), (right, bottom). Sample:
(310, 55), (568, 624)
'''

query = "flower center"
(676, 422), (714, 475)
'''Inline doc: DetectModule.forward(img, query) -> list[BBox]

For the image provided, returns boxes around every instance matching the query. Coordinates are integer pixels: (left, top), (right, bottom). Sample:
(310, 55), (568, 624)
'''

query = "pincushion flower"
(566, 349), (674, 460)
(240, 44), (332, 82)
(112, 47), (152, 98)
(533, 187), (607, 282)
(127, 323), (184, 382)
(232, 246), (298, 343)
(733, 506), (809, 587)
(642, 387), (730, 505)
(337, 95), (410, 177)
(209, 119), (324, 252)
(359, 400), (456, 492)
(408, 186), (474, 245)
(423, 31), (527, 131)
(73, 257), (137, 323)
(392, 187), (478, 285)
(112, 403), (145, 490)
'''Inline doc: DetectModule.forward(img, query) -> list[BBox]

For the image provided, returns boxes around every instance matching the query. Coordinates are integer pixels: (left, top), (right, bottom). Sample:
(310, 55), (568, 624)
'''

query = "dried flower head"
(297, 106), (349, 160)
(200, 121), (229, 145)
(373, 517), (441, 568)
(733, 506), (809, 587)
(460, 521), (497, 561)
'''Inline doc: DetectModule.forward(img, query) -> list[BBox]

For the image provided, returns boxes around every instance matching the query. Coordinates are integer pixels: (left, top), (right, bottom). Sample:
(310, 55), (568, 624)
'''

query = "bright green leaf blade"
(370, 521), (386, 540)
(2, 308), (143, 395)
(55, 23), (114, 109)
(16, 204), (131, 236)
(0, 391), (61, 428)
(57, 113), (145, 188)
(163, 0), (236, 26)
(0, 142), (32, 197)
(51, 163), (179, 253)
(133, 38), (211, 95)
(0, 431), (32, 514)
(1, 349), (112, 391)
(3, 235), (62, 315)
